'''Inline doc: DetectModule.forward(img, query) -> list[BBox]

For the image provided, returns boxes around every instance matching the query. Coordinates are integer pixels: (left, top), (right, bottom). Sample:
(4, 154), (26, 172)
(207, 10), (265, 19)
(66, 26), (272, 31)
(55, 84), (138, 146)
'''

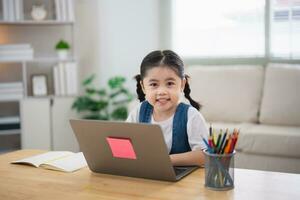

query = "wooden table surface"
(0, 150), (299, 200)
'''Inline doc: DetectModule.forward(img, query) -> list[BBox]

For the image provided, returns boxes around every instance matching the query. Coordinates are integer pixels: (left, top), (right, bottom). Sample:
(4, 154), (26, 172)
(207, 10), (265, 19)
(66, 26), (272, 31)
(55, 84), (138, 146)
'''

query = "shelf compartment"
(0, 115), (21, 135)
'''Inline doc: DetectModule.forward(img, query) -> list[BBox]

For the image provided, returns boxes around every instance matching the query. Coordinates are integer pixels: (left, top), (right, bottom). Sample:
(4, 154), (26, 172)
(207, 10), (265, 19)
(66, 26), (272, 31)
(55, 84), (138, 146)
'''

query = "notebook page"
(11, 151), (74, 167)
(41, 152), (87, 172)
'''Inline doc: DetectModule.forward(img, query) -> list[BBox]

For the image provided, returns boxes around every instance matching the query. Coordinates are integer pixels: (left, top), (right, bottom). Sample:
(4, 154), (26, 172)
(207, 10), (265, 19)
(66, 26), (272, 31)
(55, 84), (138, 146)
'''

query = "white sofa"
(187, 63), (300, 174)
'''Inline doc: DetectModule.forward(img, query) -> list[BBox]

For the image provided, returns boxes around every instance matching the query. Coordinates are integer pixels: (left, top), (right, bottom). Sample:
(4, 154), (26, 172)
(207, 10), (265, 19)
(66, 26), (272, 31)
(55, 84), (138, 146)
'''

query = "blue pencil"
(202, 138), (213, 153)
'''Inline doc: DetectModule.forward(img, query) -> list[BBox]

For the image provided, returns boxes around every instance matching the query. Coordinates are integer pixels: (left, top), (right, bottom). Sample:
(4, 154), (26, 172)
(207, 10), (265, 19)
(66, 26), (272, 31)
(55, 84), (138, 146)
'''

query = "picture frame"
(31, 74), (48, 96)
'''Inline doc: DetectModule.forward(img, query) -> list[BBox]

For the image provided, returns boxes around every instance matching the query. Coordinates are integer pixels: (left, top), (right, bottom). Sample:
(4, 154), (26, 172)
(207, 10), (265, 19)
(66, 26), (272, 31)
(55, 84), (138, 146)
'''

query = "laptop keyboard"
(174, 167), (188, 176)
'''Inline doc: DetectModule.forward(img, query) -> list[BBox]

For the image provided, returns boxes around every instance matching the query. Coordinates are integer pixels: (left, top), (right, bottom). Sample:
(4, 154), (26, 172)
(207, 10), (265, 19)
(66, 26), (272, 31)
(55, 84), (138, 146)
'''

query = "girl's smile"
(156, 97), (171, 107)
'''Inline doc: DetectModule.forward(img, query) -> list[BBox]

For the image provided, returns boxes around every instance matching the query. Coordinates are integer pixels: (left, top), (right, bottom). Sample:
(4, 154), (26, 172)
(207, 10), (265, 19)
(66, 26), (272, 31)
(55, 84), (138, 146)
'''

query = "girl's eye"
(167, 82), (175, 86)
(149, 83), (157, 87)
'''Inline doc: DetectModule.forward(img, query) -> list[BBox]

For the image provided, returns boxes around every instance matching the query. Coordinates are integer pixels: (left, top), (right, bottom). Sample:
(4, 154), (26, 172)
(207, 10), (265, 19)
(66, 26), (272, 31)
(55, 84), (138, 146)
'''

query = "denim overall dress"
(138, 101), (191, 154)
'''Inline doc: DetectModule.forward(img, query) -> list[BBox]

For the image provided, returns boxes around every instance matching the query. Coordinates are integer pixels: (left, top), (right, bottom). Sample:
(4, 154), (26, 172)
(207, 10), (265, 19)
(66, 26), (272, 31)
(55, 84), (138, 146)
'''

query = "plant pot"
(56, 50), (69, 60)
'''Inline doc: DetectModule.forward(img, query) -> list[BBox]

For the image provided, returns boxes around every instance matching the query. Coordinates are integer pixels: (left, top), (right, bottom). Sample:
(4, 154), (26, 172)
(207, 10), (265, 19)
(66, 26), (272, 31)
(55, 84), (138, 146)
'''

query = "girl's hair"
(135, 50), (201, 110)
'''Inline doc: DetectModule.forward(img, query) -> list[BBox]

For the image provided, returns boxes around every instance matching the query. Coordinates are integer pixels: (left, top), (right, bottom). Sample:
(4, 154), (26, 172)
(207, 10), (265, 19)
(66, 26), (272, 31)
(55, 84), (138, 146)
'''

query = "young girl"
(126, 50), (208, 166)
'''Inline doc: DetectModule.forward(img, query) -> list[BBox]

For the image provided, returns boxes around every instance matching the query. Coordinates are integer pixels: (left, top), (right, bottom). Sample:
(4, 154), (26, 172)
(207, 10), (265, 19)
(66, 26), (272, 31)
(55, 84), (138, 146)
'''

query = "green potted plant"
(55, 39), (70, 60)
(72, 74), (134, 120)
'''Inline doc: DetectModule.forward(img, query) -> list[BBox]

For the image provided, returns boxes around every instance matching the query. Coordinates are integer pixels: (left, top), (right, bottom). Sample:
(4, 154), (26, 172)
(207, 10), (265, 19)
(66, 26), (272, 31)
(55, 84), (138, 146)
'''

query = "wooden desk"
(0, 150), (299, 200)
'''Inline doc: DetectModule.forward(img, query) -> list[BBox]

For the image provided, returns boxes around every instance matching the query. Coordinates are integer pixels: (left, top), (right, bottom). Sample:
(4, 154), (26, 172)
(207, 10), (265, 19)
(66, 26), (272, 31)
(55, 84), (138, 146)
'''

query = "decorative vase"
(31, 5), (47, 21)
(57, 49), (69, 60)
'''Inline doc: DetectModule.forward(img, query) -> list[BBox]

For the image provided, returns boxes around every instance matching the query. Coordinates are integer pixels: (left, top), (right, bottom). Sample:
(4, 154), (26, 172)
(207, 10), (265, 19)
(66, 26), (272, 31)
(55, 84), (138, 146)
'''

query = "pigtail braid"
(134, 74), (145, 102)
(184, 75), (201, 110)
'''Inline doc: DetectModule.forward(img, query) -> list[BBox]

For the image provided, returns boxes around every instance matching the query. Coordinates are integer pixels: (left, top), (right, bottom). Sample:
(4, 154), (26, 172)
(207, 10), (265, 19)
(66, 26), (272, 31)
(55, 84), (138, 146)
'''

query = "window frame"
(162, 0), (300, 65)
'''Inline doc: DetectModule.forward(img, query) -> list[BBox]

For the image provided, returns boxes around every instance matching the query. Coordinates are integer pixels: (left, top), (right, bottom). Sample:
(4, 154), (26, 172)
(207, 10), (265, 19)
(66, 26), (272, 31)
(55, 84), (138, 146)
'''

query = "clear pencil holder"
(204, 150), (235, 191)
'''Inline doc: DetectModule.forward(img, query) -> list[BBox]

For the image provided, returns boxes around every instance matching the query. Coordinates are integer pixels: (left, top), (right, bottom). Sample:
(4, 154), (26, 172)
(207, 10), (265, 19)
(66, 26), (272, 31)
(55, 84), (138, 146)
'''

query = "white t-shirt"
(126, 103), (208, 153)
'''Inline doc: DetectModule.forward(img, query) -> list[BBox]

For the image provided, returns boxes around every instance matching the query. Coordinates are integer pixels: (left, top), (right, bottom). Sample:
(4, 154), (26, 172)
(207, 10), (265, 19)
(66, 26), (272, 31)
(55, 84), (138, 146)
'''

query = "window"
(171, 0), (265, 58)
(270, 0), (300, 58)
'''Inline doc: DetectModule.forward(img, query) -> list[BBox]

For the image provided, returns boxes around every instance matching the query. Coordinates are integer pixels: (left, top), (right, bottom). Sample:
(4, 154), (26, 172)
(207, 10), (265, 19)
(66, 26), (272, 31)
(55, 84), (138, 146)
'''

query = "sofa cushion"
(236, 152), (300, 173)
(187, 65), (264, 123)
(237, 124), (300, 158)
(259, 63), (300, 126)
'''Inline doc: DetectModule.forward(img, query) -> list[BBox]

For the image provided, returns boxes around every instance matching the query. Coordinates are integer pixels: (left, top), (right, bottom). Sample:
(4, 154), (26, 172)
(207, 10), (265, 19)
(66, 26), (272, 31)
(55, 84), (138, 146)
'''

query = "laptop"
(69, 119), (198, 181)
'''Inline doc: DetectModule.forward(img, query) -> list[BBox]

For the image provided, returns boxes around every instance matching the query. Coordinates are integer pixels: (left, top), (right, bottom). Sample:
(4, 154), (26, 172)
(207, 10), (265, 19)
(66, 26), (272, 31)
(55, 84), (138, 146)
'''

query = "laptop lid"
(69, 119), (197, 181)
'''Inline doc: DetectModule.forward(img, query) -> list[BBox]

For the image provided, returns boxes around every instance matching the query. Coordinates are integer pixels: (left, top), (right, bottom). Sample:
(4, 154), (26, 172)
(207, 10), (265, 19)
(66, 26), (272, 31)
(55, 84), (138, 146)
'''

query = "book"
(0, 44), (31, 50)
(67, 0), (75, 21)
(0, 116), (20, 125)
(8, 0), (15, 21)
(0, 47), (33, 61)
(0, 123), (20, 130)
(53, 65), (60, 95)
(0, 88), (23, 94)
(3, 0), (10, 21)
(0, 49), (33, 55)
(64, 62), (78, 95)
(11, 151), (88, 172)
(53, 62), (78, 96)
(0, 82), (23, 89)
(0, 116), (20, 130)
(58, 62), (66, 95)
(15, 0), (24, 21)
(61, 0), (67, 21)
(55, 0), (61, 21)
(0, 93), (23, 101)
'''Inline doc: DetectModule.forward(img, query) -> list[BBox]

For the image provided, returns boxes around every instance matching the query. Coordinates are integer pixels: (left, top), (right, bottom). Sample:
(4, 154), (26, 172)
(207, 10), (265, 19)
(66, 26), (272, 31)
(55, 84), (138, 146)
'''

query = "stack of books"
(2, 0), (24, 21)
(55, 0), (75, 22)
(0, 82), (23, 101)
(53, 62), (78, 96)
(0, 44), (33, 62)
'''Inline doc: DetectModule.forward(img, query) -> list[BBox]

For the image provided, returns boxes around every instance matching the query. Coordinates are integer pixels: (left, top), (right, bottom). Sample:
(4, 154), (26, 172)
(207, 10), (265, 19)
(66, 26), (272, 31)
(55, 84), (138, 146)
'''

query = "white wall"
(75, 0), (161, 92)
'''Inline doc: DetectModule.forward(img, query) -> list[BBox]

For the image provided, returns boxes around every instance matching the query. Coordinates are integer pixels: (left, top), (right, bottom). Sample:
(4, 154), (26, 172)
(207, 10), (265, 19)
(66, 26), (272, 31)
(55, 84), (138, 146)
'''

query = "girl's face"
(141, 66), (186, 116)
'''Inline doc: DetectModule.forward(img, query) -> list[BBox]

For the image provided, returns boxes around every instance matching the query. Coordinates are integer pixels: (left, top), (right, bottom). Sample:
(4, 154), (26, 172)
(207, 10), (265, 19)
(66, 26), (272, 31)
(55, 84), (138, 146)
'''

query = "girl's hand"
(170, 149), (205, 167)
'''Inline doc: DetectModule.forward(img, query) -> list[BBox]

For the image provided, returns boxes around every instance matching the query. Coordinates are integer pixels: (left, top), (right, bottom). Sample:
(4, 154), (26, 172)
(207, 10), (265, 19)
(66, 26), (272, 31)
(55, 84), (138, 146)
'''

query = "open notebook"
(11, 151), (87, 172)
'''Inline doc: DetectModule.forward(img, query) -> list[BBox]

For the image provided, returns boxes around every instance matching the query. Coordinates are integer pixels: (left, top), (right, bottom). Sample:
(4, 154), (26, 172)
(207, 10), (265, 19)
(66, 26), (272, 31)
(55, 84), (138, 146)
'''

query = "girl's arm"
(170, 149), (205, 166)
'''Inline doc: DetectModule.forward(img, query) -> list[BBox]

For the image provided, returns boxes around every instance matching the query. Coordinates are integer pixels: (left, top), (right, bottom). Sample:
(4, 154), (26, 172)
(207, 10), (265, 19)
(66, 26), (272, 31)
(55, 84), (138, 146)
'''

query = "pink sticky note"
(106, 137), (137, 159)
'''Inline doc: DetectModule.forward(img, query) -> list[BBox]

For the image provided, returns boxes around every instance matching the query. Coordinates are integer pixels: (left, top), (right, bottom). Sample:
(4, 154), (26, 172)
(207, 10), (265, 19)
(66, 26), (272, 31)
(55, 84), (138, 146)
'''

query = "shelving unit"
(0, 0), (79, 153)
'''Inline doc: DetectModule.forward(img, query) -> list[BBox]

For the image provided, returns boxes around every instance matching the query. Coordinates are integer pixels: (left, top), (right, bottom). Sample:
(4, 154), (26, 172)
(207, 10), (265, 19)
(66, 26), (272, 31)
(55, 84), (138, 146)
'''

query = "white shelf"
(0, 58), (32, 63)
(0, 95), (76, 102)
(0, 20), (74, 25)
(24, 95), (77, 100)
(30, 57), (76, 63)
(0, 97), (22, 102)
(0, 56), (75, 63)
